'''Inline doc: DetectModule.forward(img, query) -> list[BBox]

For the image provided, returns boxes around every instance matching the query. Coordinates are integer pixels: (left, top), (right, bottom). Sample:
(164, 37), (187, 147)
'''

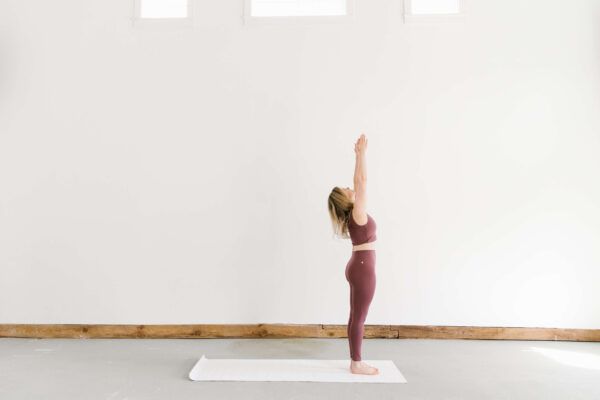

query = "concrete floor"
(1, 337), (599, 399)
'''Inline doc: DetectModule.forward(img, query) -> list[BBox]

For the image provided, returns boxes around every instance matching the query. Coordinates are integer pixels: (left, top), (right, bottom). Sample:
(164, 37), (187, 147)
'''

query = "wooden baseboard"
(1, 324), (599, 341)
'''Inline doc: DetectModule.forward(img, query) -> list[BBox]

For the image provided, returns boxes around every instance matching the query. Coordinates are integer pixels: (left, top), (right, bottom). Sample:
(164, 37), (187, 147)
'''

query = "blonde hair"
(328, 186), (354, 239)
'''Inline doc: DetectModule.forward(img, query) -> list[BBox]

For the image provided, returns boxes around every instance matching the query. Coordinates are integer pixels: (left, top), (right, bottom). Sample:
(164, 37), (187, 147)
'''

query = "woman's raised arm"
(352, 134), (368, 225)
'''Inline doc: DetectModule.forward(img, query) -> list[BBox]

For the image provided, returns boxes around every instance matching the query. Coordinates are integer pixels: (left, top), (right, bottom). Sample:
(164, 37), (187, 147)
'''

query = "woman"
(328, 133), (379, 375)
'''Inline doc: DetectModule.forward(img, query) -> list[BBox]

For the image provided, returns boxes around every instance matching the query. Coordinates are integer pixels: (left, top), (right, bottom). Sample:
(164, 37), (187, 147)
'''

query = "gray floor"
(1, 337), (599, 399)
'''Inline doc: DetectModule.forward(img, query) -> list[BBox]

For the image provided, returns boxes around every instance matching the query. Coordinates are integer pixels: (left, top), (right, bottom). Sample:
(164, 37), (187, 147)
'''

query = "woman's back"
(348, 211), (377, 248)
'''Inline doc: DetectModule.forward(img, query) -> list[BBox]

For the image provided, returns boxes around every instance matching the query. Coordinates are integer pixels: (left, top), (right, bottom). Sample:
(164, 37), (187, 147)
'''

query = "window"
(132, 0), (192, 28)
(408, 0), (459, 14)
(246, 0), (351, 18)
(403, 0), (463, 22)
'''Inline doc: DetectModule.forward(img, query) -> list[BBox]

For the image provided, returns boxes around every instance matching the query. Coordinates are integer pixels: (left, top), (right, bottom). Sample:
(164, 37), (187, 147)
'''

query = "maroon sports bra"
(348, 211), (377, 246)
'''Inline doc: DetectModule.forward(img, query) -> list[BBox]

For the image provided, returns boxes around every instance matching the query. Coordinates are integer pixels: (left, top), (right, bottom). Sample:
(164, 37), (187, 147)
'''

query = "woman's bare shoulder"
(351, 208), (368, 226)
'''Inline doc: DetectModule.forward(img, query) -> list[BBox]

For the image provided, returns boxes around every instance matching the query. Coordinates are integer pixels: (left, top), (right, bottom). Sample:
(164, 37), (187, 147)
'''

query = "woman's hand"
(354, 133), (368, 156)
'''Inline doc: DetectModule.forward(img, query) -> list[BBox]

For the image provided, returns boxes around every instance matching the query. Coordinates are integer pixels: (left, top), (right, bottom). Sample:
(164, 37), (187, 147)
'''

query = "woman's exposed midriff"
(352, 240), (376, 252)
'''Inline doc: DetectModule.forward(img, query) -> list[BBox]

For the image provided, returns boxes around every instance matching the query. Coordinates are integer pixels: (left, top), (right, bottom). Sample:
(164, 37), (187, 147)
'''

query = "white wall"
(1, 0), (599, 328)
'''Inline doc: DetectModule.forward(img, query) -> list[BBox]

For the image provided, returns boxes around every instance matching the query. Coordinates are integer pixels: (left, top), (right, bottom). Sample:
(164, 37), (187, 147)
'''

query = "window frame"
(243, 0), (356, 25)
(132, 0), (194, 28)
(403, 0), (465, 23)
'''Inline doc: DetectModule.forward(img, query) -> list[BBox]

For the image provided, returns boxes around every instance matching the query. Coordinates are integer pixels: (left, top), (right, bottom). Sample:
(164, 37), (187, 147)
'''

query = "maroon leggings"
(345, 250), (376, 361)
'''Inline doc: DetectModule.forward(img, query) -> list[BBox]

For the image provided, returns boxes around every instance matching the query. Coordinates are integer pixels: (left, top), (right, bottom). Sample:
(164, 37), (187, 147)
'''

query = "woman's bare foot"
(350, 360), (379, 375)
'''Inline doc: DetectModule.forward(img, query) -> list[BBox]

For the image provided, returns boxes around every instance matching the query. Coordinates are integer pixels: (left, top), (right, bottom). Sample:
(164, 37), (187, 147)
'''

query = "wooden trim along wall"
(1, 324), (599, 341)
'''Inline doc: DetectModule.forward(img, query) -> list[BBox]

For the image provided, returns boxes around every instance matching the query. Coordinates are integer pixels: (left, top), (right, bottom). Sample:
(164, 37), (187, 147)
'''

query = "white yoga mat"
(188, 355), (407, 383)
